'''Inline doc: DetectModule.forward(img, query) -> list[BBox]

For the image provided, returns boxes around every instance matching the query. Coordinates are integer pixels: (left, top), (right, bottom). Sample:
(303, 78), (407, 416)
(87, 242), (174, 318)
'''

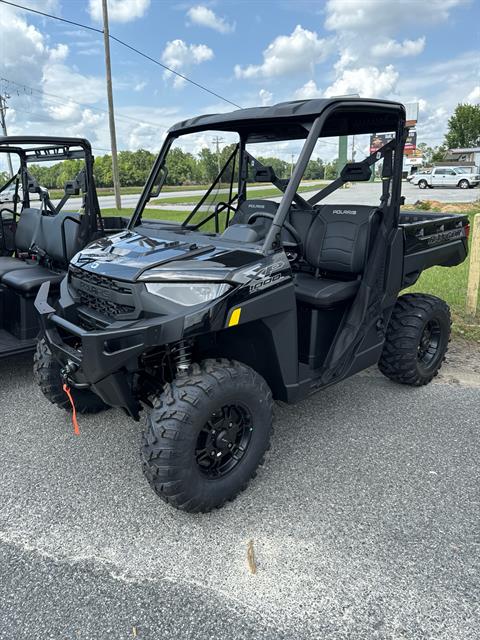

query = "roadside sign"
(370, 129), (417, 155)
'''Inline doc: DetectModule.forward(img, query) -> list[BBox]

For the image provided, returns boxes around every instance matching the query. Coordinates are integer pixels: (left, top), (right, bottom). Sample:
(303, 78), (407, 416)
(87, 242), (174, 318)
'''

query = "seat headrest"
(229, 199), (279, 225)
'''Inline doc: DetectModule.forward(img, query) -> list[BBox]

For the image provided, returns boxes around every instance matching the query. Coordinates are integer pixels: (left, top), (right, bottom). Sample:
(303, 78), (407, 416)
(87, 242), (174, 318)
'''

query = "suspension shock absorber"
(172, 340), (192, 376)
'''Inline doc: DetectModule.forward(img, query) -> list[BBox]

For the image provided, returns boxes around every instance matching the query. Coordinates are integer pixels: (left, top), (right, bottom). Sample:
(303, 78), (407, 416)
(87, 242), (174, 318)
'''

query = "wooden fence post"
(466, 213), (480, 317)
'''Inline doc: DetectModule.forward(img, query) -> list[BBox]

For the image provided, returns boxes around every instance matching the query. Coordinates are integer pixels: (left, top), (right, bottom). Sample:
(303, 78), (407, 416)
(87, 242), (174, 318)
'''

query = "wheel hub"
(195, 404), (253, 477)
(417, 319), (441, 366)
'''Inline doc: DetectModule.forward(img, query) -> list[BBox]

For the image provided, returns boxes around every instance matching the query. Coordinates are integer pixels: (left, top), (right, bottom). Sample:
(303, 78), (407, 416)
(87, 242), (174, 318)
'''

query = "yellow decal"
(228, 308), (241, 327)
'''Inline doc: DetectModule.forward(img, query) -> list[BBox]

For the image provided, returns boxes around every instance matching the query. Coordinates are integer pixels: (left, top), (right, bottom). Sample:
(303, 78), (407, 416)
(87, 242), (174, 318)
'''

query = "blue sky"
(0, 0), (478, 160)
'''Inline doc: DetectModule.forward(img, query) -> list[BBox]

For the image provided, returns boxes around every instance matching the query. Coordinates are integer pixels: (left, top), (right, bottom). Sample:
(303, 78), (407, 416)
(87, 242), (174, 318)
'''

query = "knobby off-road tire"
(141, 359), (273, 513)
(34, 338), (108, 414)
(378, 293), (451, 386)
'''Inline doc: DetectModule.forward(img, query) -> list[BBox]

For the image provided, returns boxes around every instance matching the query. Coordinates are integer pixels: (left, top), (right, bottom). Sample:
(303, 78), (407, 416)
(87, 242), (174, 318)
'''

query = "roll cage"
(0, 136), (102, 243)
(130, 98), (407, 252)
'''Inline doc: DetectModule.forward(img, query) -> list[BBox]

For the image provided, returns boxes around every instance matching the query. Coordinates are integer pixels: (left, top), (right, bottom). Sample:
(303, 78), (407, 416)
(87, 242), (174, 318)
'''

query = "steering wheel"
(247, 211), (302, 254)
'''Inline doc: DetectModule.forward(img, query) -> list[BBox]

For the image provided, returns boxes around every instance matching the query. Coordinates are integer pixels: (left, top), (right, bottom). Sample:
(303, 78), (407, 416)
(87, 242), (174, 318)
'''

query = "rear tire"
(34, 338), (109, 414)
(141, 359), (273, 513)
(418, 180), (428, 189)
(378, 294), (451, 386)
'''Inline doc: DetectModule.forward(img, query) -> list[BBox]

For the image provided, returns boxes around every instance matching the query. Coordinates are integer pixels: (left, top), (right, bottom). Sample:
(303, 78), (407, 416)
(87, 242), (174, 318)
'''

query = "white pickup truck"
(410, 166), (480, 189)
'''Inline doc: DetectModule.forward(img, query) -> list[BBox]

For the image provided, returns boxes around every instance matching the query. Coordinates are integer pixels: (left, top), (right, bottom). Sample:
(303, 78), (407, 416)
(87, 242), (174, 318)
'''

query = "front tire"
(458, 179), (470, 189)
(378, 294), (451, 386)
(141, 359), (273, 512)
(34, 338), (109, 414)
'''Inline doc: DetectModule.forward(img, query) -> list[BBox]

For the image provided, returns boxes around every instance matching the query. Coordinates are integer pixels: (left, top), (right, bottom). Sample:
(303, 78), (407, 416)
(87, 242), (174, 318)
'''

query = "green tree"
(417, 142), (446, 164)
(324, 160), (338, 180)
(304, 157), (324, 180)
(0, 170), (9, 187)
(444, 103), (480, 148)
(198, 148), (218, 183)
(165, 148), (198, 185)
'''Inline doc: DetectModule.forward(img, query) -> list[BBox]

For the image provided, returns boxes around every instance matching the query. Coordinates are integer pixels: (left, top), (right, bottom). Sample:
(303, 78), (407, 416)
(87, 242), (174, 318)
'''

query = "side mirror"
(341, 162), (372, 182)
(253, 166), (277, 183)
(148, 166), (168, 199)
(64, 179), (80, 196)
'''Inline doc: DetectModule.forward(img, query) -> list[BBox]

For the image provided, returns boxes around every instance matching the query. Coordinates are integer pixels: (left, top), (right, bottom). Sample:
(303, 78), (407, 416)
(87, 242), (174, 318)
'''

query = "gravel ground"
(0, 343), (479, 640)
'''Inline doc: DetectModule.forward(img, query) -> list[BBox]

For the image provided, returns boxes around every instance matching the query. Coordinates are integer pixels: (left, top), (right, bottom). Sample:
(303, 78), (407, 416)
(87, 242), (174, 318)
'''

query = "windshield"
(132, 122), (400, 246)
(134, 130), (352, 231)
(455, 167), (472, 174)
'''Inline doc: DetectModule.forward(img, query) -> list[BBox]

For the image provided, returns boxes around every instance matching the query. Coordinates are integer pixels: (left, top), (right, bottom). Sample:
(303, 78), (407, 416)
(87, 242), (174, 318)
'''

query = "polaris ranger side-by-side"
(34, 99), (469, 512)
(0, 137), (125, 365)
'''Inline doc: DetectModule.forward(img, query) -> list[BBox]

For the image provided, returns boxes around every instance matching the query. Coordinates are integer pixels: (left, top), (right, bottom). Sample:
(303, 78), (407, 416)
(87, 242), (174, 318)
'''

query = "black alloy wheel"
(195, 404), (253, 478)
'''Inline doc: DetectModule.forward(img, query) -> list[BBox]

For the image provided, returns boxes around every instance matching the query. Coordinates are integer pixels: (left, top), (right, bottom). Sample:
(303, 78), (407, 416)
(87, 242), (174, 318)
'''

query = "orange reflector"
(228, 308), (241, 327)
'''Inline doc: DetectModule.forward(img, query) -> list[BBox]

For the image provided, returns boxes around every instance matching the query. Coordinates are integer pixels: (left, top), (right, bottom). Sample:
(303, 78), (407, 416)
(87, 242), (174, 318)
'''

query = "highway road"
(60, 182), (480, 212)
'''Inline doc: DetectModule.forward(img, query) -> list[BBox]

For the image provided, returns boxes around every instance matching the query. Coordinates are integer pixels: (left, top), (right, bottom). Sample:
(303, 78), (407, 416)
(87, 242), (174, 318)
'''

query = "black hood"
(70, 230), (262, 282)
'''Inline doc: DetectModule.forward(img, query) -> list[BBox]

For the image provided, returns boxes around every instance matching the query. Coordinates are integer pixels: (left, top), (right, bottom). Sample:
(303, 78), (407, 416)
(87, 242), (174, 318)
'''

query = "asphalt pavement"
(0, 353), (478, 639)
(60, 182), (480, 212)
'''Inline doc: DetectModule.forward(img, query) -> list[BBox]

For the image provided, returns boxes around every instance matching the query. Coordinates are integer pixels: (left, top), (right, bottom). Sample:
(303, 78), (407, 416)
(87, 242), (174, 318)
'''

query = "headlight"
(144, 282), (231, 306)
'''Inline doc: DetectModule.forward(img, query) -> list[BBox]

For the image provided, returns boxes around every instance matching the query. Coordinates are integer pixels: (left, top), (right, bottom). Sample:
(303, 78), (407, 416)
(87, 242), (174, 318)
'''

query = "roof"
(449, 147), (480, 153)
(0, 135), (91, 150)
(169, 97), (405, 142)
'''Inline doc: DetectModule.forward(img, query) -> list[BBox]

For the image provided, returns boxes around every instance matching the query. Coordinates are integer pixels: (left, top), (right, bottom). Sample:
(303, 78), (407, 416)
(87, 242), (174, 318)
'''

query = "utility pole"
(337, 136), (348, 178)
(0, 93), (14, 178)
(212, 136), (224, 175)
(351, 135), (356, 162)
(101, 0), (121, 210)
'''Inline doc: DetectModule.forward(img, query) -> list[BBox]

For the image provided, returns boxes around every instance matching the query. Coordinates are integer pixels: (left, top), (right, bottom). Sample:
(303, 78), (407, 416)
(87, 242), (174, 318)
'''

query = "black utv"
(34, 99), (469, 512)
(0, 136), (124, 362)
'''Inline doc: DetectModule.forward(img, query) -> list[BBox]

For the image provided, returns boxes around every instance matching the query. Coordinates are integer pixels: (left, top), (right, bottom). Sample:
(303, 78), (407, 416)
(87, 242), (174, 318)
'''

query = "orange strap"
(63, 383), (80, 436)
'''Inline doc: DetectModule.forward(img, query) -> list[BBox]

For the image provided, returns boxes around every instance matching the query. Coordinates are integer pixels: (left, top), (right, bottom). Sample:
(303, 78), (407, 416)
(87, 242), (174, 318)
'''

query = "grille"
(69, 265), (135, 318)
(76, 290), (135, 317)
(69, 265), (132, 293)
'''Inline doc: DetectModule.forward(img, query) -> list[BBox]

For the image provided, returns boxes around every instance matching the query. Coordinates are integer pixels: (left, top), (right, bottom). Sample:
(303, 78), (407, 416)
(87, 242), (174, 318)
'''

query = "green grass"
(404, 203), (480, 341)
(50, 180), (326, 200)
(101, 207), (184, 221)
(49, 185), (145, 199)
(150, 182), (326, 206)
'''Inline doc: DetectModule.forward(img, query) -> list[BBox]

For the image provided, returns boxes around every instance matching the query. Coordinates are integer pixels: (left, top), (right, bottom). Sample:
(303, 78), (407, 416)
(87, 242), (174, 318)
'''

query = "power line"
(108, 35), (242, 109)
(0, 77), (167, 131)
(0, 0), (242, 109)
(0, 0), (103, 33)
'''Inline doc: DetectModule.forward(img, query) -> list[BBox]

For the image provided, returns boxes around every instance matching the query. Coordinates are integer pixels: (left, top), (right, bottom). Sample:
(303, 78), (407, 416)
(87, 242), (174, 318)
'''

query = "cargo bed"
(399, 211), (469, 287)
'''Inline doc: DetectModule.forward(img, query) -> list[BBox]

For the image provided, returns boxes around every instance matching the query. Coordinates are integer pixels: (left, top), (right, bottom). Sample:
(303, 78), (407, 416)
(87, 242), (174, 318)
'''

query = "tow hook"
(60, 360), (79, 384)
(60, 361), (81, 436)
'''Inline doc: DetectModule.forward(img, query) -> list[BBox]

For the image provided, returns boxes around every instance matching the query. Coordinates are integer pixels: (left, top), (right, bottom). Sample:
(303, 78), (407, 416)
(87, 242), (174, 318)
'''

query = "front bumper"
(35, 281), (184, 418)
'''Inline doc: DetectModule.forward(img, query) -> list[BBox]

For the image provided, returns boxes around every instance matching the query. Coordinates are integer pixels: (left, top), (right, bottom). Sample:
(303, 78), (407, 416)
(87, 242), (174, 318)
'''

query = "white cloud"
(42, 64), (106, 105)
(467, 86), (480, 103)
(134, 81), (147, 92)
(234, 25), (332, 79)
(325, 0), (466, 32)
(0, 4), (68, 90)
(294, 80), (322, 100)
(187, 5), (235, 34)
(259, 89), (273, 106)
(371, 37), (425, 58)
(325, 65), (399, 98)
(88, 0), (150, 23)
(161, 39), (214, 89)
